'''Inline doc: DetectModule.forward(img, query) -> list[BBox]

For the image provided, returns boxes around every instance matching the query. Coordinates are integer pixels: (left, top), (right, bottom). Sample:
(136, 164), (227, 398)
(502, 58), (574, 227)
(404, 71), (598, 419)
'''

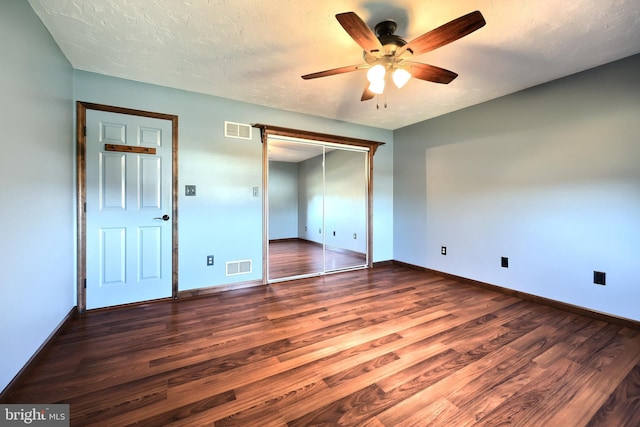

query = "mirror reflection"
(267, 138), (368, 282)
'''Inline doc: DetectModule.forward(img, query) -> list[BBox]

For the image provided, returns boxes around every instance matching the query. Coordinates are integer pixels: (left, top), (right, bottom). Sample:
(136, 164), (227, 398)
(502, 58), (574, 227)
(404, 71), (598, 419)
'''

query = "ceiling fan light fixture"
(302, 10), (486, 102)
(368, 79), (385, 95)
(392, 68), (411, 89)
(366, 64), (386, 83)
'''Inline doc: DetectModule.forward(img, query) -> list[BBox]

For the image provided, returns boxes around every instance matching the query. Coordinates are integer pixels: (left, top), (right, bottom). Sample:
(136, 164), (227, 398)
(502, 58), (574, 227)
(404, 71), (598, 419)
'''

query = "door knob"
(154, 214), (170, 221)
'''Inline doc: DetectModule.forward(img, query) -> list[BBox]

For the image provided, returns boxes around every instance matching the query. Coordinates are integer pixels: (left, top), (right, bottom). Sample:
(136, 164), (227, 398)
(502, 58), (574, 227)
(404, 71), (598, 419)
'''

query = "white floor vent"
(224, 121), (252, 140)
(226, 259), (252, 276)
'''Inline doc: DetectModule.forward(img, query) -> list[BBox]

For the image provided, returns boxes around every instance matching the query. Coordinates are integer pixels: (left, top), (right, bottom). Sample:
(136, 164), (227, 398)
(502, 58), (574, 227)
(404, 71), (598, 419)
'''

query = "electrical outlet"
(353, 233), (357, 239)
(441, 246), (447, 255)
(185, 185), (196, 196)
(501, 257), (509, 268)
(207, 255), (214, 266)
(594, 271), (606, 286)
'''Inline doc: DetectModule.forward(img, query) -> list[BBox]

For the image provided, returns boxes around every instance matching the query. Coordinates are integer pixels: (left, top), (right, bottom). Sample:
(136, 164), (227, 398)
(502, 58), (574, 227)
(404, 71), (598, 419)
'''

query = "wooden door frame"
(76, 102), (179, 313)
(254, 124), (384, 284)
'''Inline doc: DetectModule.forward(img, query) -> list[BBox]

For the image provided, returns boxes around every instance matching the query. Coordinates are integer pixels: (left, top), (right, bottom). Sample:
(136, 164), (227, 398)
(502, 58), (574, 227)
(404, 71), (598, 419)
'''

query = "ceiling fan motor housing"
(375, 20), (407, 49)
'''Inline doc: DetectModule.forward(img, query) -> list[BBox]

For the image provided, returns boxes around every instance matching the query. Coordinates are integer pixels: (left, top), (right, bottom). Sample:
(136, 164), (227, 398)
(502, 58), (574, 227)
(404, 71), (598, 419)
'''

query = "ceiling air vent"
(224, 121), (252, 140)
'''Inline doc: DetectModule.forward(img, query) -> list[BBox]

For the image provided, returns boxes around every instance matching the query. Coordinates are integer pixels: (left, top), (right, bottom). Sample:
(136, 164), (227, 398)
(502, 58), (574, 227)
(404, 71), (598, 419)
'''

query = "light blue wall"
(269, 161), (299, 239)
(74, 71), (394, 291)
(0, 1), (75, 392)
(298, 154), (324, 242)
(394, 54), (640, 321)
(296, 149), (368, 254)
(325, 150), (368, 253)
(298, 149), (370, 252)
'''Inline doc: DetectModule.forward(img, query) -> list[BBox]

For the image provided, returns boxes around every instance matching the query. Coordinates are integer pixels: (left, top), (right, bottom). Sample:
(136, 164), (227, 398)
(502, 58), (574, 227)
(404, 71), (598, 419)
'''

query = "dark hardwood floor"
(269, 239), (366, 280)
(4, 264), (640, 426)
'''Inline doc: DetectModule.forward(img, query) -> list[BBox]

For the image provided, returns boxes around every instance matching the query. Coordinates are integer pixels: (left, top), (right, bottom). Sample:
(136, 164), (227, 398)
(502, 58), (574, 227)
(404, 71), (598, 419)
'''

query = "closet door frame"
(255, 124), (384, 285)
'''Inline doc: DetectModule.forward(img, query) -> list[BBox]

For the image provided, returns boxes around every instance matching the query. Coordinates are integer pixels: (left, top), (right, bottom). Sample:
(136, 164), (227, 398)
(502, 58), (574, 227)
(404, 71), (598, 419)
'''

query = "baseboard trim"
(85, 297), (174, 313)
(177, 279), (264, 299)
(268, 238), (300, 243)
(392, 260), (640, 330)
(372, 260), (394, 268)
(0, 306), (78, 402)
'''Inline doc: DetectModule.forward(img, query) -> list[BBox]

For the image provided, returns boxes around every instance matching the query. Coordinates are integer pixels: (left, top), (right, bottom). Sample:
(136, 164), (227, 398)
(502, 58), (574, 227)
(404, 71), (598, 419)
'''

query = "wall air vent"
(224, 121), (252, 140)
(226, 259), (252, 276)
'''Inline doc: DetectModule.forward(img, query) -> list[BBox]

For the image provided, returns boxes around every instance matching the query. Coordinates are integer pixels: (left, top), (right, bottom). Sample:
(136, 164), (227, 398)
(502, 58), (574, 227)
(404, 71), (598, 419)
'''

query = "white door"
(85, 110), (173, 309)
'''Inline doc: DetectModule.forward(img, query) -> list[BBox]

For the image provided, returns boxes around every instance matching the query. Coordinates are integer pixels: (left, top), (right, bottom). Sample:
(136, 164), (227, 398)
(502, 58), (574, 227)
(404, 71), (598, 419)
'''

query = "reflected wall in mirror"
(323, 149), (368, 272)
(267, 137), (368, 282)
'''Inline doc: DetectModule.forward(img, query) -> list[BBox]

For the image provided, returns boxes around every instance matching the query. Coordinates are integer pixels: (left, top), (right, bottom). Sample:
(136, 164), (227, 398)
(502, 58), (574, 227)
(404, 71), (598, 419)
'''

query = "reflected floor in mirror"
(269, 239), (366, 280)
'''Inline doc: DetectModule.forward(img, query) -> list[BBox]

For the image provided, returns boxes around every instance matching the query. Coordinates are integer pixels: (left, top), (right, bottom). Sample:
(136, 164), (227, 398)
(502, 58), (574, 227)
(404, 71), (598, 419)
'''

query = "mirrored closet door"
(266, 136), (369, 282)
(323, 147), (368, 273)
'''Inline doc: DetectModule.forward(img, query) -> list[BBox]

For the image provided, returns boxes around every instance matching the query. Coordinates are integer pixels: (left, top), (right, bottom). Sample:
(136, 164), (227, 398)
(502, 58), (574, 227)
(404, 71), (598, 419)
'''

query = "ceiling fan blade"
(405, 62), (458, 84)
(397, 10), (486, 57)
(361, 85), (375, 101)
(336, 12), (384, 54)
(301, 64), (367, 80)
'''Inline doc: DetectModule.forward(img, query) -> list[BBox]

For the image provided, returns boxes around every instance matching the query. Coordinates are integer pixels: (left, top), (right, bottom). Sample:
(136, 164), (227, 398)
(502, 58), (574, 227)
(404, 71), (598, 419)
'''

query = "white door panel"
(100, 227), (126, 285)
(86, 110), (172, 309)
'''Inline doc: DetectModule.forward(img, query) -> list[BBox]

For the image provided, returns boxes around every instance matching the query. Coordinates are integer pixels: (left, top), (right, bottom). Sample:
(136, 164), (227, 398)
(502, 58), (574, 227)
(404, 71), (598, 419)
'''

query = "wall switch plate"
(501, 257), (509, 268)
(207, 255), (214, 266)
(252, 187), (259, 197)
(441, 246), (447, 255)
(185, 185), (196, 196)
(353, 233), (357, 239)
(594, 271), (606, 286)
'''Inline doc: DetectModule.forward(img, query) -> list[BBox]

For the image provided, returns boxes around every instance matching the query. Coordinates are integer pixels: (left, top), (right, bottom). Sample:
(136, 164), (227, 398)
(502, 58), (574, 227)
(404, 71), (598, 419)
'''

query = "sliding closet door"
(324, 148), (368, 272)
(267, 140), (324, 280)
(266, 136), (370, 282)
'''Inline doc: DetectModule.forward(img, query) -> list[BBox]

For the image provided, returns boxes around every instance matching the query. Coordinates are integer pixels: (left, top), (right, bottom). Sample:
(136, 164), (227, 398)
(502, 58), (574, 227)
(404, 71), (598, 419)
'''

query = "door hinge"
(83, 278), (87, 289)
(83, 126), (87, 136)
(84, 202), (86, 213)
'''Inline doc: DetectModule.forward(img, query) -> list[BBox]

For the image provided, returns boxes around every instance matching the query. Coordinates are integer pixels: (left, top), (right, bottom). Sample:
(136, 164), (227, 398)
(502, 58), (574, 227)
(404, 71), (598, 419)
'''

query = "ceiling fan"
(301, 10), (486, 101)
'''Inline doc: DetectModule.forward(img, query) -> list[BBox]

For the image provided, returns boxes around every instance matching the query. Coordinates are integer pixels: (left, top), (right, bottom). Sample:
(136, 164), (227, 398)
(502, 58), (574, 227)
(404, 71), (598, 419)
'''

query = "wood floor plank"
(470, 356), (585, 426)
(545, 336), (640, 427)
(278, 343), (453, 423)
(586, 363), (640, 427)
(4, 262), (640, 426)
(395, 397), (461, 427)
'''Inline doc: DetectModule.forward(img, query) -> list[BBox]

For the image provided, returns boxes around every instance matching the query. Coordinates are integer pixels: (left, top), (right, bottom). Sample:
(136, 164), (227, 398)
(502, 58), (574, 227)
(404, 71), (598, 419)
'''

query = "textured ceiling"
(28, 0), (640, 130)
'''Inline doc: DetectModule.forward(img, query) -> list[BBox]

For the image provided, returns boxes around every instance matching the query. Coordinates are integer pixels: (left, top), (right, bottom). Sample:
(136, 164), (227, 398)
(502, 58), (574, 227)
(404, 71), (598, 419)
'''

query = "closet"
(256, 125), (382, 284)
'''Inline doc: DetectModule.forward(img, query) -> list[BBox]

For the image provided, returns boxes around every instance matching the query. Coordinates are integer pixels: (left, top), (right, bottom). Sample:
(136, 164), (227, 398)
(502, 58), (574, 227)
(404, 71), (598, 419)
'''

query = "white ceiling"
(28, 0), (640, 130)
(267, 138), (331, 163)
